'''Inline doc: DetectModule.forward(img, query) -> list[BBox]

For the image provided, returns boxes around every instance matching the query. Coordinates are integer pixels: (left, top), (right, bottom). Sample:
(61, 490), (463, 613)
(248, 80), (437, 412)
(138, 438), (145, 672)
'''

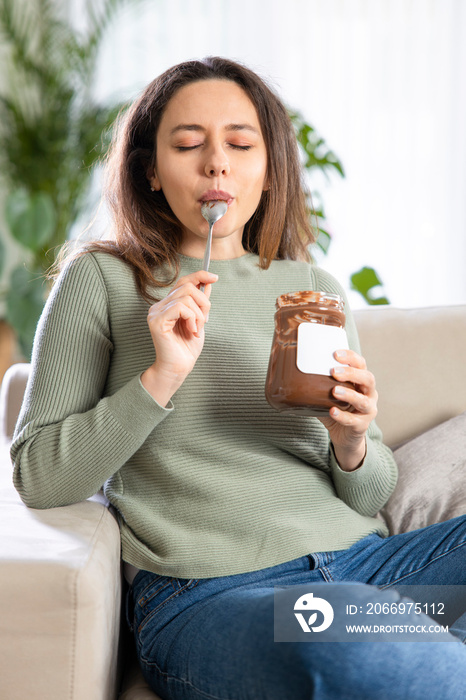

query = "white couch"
(1, 304), (466, 700)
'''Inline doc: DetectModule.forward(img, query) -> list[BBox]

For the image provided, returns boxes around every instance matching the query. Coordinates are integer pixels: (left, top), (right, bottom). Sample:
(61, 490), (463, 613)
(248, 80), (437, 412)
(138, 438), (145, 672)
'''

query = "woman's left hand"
(317, 349), (378, 472)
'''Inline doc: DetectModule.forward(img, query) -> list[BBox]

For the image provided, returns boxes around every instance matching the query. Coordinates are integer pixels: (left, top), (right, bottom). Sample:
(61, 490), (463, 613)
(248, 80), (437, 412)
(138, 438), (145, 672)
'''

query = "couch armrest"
(0, 362), (30, 442)
(0, 451), (122, 700)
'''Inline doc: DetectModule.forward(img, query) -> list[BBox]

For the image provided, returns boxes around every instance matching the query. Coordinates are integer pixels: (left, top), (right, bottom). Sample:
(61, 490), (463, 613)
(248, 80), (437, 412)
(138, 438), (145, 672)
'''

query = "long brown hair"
(60, 56), (315, 302)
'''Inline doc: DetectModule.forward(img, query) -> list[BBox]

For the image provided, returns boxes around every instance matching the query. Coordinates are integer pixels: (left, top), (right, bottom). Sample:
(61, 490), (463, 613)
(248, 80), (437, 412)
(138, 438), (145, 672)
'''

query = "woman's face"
(150, 79), (268, 258)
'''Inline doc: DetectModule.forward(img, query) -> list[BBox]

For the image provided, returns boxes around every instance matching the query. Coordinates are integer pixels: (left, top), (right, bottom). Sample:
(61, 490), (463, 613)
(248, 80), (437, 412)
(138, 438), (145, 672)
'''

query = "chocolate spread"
(265, 291), (352, 416)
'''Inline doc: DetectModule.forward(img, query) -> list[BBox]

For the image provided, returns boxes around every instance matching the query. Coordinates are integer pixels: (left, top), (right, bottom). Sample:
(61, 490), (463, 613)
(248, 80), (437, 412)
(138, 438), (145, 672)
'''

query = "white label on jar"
(296, 323), (349, 375)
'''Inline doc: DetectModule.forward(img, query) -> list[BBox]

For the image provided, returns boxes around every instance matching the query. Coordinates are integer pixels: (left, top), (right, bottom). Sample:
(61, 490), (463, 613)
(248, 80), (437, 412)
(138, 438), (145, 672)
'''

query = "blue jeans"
(128, 515), (466, 700)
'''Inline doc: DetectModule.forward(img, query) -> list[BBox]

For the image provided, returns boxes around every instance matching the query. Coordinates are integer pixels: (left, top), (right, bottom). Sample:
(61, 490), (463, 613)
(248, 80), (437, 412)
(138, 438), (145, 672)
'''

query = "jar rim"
(276, 290), (344, 309)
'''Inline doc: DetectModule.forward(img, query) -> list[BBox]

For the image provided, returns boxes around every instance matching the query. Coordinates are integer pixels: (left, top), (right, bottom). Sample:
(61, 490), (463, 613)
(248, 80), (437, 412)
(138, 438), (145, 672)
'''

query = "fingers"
(166, 272), (218, 335)
(148, 271), (218, 338)
(174, 271), (219, 299)
(330, 349), (378, 420)
(332, 367), (376, 397)
(332, 349), (375, 395)
(149, 296), (203, 337)
(333, 348), (366, 370)
(167, 272), (218, 310)
(332, 384), (378, 419)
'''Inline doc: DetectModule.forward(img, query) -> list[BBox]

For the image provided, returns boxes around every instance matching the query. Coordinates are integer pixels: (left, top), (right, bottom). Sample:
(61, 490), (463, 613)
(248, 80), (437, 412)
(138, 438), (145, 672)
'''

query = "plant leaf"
(350, 266), (390, 306)
(0, 233), (5, 277)
(5, 264), (47, 358)
(5, 189), (56, 252)
(288, 109), (345, 179)
(314, 228), (332, 255)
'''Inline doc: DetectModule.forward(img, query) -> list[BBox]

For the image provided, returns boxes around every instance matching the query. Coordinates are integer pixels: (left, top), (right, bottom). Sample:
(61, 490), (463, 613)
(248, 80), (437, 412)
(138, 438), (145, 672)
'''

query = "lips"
(199, 189), (233, 205)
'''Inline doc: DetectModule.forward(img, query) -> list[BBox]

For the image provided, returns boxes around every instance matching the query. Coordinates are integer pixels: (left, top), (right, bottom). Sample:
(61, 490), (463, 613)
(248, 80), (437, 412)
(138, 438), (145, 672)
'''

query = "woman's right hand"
(140, 270), (218, 405)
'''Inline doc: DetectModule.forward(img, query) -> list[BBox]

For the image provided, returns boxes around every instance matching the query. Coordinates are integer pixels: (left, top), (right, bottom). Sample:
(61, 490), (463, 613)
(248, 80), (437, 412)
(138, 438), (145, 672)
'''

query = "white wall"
(70, 0), (466, 309)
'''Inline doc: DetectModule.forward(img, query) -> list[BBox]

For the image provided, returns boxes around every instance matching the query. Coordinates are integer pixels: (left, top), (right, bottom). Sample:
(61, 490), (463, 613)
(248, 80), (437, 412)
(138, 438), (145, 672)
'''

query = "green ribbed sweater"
(11, 251), (397, 578)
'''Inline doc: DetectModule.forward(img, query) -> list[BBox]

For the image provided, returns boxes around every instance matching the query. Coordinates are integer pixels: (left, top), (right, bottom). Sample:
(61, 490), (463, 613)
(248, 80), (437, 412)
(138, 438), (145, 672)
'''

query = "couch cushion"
(0, 444), (122, 700)
(354, 305), (466, 447)
(377, 412), (466, 535)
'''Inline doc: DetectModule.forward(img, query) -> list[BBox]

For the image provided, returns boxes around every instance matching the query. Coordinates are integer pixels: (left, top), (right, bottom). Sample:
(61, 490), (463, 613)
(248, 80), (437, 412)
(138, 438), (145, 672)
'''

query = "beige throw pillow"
(378, 412), (466, 535)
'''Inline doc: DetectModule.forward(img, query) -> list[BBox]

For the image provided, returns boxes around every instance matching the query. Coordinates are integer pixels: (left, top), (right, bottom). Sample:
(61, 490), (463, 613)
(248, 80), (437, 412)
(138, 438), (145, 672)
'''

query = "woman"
(11, 57), (466, 699)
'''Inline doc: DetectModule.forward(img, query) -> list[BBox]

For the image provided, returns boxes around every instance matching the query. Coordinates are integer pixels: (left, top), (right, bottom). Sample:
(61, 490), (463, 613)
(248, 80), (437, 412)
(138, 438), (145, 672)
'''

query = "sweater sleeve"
(11, 253), (173, 509)
(311, 266), (398, 516)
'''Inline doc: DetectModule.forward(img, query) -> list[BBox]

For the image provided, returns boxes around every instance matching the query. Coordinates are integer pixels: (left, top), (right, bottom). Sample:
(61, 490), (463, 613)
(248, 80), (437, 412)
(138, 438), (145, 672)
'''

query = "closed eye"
(175, 143), (252, 152)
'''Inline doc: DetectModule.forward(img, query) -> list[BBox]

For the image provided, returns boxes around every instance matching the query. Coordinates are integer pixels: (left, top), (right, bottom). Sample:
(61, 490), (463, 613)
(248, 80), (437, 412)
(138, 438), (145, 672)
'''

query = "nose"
(204, 145), (230, 177)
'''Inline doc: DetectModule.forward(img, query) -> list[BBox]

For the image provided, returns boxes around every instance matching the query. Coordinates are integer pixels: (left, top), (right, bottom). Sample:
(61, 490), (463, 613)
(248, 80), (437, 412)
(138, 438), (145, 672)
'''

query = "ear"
(147, 169), (162, 192)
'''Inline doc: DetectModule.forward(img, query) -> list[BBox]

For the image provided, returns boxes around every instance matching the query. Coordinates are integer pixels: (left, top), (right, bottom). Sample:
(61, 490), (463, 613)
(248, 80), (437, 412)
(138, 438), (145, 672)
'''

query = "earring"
(150, 186), (155, 192)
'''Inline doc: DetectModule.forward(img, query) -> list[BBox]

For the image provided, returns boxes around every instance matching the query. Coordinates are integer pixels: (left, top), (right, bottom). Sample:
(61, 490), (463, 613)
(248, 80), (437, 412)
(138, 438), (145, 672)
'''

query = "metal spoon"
(199, 200), (228, 292)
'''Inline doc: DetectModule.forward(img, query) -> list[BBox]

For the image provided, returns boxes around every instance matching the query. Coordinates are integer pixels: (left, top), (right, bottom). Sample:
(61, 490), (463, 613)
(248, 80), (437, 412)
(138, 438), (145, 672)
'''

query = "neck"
(180, 234), (246, 260)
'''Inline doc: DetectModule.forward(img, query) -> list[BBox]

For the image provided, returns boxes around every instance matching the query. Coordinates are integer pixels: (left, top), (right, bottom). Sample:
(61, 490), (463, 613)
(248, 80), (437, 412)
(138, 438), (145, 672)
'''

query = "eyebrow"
(169, 123), (260, 136)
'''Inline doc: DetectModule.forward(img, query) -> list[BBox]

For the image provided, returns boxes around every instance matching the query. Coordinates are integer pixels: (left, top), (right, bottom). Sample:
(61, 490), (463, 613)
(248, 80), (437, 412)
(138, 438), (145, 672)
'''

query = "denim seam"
(138, 579), (200, 636)
(313, 551), (336, 568)
(139, 656), (233, 700)
(166, 672), (235, 700)
(138, 620), (233, 700)
(378, 540), (466, 589)
(137, 575), (167, 604)
(319, 566), (334, 582)
(138, 580), (171, 607)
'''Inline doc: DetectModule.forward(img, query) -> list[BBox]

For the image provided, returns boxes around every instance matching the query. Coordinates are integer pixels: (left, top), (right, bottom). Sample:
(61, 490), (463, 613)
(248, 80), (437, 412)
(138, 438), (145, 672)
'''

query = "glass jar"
(265, 291), (352, 416)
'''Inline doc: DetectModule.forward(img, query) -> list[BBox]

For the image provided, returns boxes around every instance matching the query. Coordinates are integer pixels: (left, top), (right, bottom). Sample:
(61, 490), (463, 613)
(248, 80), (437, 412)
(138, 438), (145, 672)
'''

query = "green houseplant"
(290, 109), (389, 306)
(0, 0), (141, 358)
